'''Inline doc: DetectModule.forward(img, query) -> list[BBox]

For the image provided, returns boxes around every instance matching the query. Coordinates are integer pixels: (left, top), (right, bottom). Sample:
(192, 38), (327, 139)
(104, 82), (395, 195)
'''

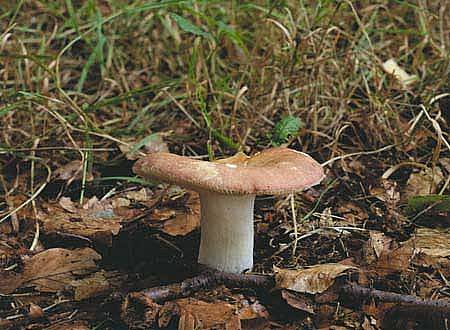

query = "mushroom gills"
(198, 191), (256, 273)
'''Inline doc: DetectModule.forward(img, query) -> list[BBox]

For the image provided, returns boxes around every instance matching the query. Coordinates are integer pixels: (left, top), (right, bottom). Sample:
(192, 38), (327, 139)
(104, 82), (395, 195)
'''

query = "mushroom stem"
(198, 191), (256, 274)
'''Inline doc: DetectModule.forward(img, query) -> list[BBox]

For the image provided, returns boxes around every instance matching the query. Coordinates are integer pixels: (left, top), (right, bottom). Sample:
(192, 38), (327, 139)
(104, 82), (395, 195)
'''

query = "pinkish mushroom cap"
(133, 147), (324, 195)
(133, 147), (324, 273)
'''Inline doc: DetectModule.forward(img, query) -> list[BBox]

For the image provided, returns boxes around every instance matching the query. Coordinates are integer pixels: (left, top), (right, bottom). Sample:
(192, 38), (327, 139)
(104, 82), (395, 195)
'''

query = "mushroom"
(133, 147), (324, 274)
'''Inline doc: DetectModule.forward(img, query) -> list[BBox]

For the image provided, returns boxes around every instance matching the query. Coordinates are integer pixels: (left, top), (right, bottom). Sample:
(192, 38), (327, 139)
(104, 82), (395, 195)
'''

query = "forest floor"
(1, 1), (449, 329)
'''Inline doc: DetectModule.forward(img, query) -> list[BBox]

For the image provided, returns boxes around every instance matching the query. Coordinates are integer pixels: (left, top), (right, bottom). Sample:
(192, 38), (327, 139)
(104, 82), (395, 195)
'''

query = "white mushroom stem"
(198, 191), (256, 274)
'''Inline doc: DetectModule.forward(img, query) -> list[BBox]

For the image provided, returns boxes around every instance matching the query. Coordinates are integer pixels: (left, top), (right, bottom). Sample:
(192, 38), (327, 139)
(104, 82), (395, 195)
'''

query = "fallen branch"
(340, 282), (450, 316)
(126, 269), (450, 315)
(134, 269), (274, 304)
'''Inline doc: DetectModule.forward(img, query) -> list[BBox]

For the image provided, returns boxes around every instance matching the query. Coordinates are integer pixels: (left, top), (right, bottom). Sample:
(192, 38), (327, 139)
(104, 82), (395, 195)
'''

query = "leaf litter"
(1, 1), (450, 329)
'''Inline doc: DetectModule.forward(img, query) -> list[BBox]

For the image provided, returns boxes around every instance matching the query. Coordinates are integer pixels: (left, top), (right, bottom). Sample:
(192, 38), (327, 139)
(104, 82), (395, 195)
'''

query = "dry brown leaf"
(28, 302), (44, 319)
(370, 180), (400, 204)
(370, 244), (413, 276)
(274, 264), (356, 294)
(119, 133), (169, 160)
(39, 195), (140, 246)
(370, 232), (393, 258)
(363, 231), (395, 264)
(151, 208), (177, 221)
(161, 192), (200, 236)
(126, 188), (150, 202)
(58, 196), (77, 213)
(175, 298), (241, 330)
(336, 202), (368, 226)
(406, 228), (450, 259)
(71, 270), (111, 300)
(54, 160), (93, 182)
(238, 300), (270, 330)
(281, 289), (315, 314)
(403, 167), (444, 200)
(0, 248), (100, 294)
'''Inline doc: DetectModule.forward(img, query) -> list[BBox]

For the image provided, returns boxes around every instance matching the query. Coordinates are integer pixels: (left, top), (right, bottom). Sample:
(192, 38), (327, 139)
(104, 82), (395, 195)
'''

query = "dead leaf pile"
(0, 247), (107, 300)
(124, 296), (269, 330)
(404, 228), (450, 276)
(38, 196), (140, 247)
(361, 231), (413, 278)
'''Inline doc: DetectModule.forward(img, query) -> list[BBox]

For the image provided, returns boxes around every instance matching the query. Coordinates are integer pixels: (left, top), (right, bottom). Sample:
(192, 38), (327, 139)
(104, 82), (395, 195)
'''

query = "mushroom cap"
(133, 147), (325, 195)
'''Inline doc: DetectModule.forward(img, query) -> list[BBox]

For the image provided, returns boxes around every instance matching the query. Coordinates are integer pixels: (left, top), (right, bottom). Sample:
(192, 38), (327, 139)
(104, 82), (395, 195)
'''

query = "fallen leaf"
(151, 208), (177, 221)
(403, 167), (444, 201)
(53, 160), (93, 182)
(406, 228), (450, 258)
(281, 289), (315, 314)
(274, 264), (356, 294)
(28, 302), (44, 319)
(71, 270), (111, 300)
(370, 179), (400, 204)
(382, 58), (417, 86)
(175, 298), (241, 329)
(371, 244), (413, 276)
(119, 133), (169, 160)
(336, 202), (368, 226)
(363, 231), (395, 264)
(58, 196), (77, 213)
(440, 158), (450, 172)
(126, 188), (150, 202)
(39, 195), (140, 246)
(161, 191), (200, 236)
(238, 300), (270, 330)
(0, 248), (101, 294)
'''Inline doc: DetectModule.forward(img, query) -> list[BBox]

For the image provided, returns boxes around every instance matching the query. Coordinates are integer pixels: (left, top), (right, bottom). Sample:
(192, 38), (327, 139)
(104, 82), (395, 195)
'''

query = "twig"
(340, 282), (450, 315)
(125, 269), (450, 315)
(321, 144), (396, 167)
(130, 269), (274, 305)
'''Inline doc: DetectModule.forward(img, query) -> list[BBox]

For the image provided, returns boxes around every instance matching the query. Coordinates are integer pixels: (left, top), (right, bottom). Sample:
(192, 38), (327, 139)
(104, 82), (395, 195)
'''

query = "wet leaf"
(274, 264), (356, 294)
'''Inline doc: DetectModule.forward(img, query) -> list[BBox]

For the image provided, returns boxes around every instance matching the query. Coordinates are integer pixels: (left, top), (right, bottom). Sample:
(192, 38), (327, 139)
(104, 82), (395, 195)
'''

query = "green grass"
(0, 0), (449, 206)
(0, 1), (449, 327)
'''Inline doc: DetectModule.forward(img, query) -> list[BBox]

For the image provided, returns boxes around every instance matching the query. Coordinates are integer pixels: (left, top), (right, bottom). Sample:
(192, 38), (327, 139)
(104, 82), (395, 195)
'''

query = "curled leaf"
(274, 264), (356, 294)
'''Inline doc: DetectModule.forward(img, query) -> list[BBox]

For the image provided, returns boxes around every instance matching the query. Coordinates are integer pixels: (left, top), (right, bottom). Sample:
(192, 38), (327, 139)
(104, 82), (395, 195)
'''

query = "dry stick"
(340, 282), (450, 316)
(133, 270), (274, 305)
(129, 270), (450, 315)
